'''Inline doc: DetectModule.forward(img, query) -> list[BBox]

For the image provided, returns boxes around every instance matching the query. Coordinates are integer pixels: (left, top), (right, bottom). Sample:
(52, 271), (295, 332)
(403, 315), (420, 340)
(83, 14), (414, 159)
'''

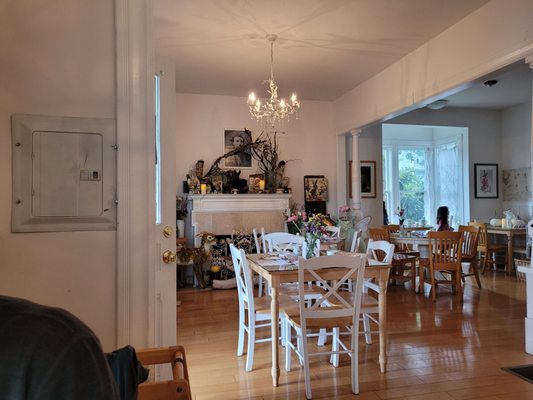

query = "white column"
(351, 129), (362, 219)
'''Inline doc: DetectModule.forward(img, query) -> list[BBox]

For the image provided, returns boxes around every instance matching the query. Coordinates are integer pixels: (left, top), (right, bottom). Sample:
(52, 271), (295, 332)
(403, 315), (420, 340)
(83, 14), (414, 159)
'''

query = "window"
(154, 73), (161, 225)
(383, 125), (467, 228)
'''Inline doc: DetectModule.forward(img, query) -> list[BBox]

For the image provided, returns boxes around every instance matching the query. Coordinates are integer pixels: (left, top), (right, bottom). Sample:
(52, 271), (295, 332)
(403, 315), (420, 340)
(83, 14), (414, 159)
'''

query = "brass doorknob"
(162, 250), (177, 264)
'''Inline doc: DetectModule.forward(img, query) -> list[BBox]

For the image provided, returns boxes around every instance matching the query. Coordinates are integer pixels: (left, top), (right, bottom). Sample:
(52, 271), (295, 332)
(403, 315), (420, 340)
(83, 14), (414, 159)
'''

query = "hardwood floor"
(177, 272), (533, 399)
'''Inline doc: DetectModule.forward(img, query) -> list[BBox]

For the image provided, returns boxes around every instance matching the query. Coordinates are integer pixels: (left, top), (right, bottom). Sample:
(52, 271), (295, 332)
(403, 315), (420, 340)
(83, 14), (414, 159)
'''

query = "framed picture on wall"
(361, 161), (376, 198)
(474, 163), (499, 198)
(304, 176), (328, 202)
(222, 129), (253, 169)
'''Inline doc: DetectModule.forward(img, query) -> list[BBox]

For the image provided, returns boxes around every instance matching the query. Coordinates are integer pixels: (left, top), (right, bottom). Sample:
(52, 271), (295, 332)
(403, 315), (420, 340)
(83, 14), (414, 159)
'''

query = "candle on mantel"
(259, 180), (265, 191)
(200, 183), (207, 195)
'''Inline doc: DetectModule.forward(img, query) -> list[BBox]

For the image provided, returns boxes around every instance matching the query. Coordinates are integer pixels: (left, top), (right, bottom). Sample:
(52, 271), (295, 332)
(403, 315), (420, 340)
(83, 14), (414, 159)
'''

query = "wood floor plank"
(177, 272), (533, 399)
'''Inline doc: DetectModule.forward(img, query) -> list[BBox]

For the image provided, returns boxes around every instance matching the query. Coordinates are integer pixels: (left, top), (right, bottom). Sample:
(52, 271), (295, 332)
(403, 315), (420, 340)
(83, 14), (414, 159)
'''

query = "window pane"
(154, 74), (161, 225)
(398, 149), (425, 222)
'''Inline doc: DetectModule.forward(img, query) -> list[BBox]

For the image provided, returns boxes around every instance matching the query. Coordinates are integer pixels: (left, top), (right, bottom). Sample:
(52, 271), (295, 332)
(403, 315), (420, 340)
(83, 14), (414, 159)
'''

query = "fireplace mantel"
(189, 194), (290, 245)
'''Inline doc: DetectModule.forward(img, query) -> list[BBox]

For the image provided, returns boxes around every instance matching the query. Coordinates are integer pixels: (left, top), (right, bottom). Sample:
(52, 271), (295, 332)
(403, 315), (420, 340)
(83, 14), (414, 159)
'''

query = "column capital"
(350, 129), (362, 137)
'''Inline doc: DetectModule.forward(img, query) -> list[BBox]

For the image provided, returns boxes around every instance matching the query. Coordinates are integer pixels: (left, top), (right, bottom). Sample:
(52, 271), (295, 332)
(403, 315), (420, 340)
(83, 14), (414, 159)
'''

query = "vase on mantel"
(264, 170), (277, 193)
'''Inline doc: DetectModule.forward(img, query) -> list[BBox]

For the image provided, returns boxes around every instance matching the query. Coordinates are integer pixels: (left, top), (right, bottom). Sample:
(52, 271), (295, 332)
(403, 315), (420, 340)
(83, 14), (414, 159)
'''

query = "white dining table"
(246, 252), (391, 387)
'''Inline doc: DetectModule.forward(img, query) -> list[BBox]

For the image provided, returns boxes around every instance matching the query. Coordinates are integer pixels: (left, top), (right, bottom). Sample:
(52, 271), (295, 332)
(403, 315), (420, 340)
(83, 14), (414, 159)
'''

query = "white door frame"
(115, 0), (156, 347)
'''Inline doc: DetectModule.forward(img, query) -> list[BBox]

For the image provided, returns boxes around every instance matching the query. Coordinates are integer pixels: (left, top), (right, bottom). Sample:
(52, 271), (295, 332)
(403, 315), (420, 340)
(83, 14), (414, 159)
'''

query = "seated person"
(0, 295), (120, 400)
(436, 206), (453, 231)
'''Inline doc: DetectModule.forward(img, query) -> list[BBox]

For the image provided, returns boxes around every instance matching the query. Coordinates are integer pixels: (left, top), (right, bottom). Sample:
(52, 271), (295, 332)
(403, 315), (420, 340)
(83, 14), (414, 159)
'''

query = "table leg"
(270, 277), (280, 387)
(378, 277), (387, 373)
(507, 233), (513, 275)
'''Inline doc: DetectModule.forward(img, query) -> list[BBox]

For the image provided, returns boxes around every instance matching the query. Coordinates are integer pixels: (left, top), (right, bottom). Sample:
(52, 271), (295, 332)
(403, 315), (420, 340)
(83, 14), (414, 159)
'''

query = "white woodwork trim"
(116, 0), (153, 348)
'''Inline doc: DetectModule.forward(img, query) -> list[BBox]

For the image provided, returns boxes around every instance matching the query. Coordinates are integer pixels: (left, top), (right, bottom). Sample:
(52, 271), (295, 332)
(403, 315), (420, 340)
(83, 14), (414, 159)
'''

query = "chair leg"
(237, 307), (245, 356)
(317, 328), (327, 346)
(431, 268), (437, 302)
(300, 327), (312, 400)
(258, 275), (263, 297)
(363, 314), (372, 344)
(473, 257), (482, 288)
(351, 326), (359, 395)
(285, 320), (292, 371)
(331, 327), (340, 367)
(245, 315), (255, 372)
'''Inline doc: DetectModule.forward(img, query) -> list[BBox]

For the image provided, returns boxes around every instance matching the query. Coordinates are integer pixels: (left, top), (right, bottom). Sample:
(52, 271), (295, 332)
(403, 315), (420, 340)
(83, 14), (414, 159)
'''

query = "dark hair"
(436, 206), (449, 226)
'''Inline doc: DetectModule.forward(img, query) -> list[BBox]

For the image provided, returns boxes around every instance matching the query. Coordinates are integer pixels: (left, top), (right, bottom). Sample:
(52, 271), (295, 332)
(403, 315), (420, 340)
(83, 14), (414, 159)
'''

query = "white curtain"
(424, 147), (435, 227)
(434, 140), (460, 227)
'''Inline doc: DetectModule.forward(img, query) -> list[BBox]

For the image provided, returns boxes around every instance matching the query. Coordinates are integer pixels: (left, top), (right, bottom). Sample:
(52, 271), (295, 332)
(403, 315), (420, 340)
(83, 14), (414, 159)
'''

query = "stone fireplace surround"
(189, 193), (291, 246)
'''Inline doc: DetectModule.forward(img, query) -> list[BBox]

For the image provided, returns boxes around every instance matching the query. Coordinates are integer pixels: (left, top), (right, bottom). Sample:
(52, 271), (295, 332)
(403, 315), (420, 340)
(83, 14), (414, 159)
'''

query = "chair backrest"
(369, 227), (390, 242)
(383, 224), (400, 233)
(296, 254), (367, 326)
(229, 244), (255, 314)
(350, 229), (362, 252)
(263, 232), (304, 253)
(459, 225), (479, 259)
(366, 239), (395, 264)
(324, 225), (340, 238)
(252, 227), (266, 254)
(428, 231), (463, 270)
(469, 222), (488, 250)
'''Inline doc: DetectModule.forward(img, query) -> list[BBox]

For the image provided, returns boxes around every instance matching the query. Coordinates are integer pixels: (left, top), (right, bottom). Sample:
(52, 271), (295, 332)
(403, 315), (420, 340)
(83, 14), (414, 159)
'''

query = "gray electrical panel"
(11, 114), (117, 232)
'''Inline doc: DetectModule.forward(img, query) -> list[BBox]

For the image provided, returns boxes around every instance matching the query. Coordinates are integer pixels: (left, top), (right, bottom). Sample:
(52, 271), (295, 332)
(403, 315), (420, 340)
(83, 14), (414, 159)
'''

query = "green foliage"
(399, 165), (424, 221)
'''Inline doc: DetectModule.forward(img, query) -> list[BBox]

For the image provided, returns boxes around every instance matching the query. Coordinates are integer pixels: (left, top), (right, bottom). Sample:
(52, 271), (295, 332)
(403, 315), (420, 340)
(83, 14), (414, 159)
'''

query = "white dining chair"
(229, 244), (292, 372)
(350, 229), (362, 253)
(283, 254), (366, 399)
(263, 232), (304, 254)
(361, 239), (394, 344)
(252, 227), (268, 296)
(324, 225), (340, 238)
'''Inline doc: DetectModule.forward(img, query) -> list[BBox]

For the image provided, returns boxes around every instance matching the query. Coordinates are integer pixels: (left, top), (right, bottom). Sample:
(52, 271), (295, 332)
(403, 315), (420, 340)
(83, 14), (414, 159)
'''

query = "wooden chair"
(458, 225), (481, 288)
(283, 254), (367, 399)
(469, 222), (508, 273)
(137, 346), (191, 400)
(369, 227), (390, 242)
(362, 239), (394, 344)
(252, 227), (268, 296)
(423, 231), (463, 301)
(229, 244), (293, 372)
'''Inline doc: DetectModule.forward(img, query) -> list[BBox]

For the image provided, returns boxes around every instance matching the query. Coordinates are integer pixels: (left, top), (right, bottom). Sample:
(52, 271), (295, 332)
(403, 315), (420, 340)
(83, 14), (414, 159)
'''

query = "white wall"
(0, 0), (117, 350)
(501, 101), (533, 219)
(389, 107), (502, 221)
(175, 93), (337, 214)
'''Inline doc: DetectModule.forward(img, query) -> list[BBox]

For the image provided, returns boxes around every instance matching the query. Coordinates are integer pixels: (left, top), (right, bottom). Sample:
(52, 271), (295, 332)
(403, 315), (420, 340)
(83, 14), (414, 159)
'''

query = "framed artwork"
(360, 161), (376, 198)
(304, 176), (328, 202)
(222, 129), (253, 169)
(474, 163), (499, 198)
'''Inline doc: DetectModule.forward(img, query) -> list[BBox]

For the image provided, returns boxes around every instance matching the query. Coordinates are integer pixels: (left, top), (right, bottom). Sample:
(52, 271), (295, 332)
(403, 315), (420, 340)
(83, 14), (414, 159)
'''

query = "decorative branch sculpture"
(203, 128), (265, 179)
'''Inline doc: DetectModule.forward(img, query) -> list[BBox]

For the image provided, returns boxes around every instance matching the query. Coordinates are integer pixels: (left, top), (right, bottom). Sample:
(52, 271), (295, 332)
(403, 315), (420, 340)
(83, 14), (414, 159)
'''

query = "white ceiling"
(153, 0), (490, 102)
(442, 62), (532, 110)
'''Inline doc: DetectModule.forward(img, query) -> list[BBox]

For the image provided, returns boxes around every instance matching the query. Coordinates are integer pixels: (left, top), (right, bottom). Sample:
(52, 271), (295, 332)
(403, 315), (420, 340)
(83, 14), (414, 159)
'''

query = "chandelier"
(247, 34), (300, 128)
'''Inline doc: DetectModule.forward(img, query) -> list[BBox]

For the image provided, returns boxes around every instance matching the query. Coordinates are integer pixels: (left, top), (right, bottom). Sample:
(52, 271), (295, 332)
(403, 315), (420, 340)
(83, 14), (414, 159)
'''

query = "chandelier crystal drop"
(247, 34), (300, 128)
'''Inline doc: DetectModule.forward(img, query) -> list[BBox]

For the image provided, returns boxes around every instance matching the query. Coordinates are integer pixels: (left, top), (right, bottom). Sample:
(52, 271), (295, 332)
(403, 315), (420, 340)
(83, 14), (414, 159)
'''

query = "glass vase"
(305, 233), (319, 259)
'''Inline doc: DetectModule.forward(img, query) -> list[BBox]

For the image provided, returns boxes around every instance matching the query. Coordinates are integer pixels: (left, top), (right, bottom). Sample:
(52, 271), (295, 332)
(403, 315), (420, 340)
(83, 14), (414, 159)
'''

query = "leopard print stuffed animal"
(177, 232), (216, 289)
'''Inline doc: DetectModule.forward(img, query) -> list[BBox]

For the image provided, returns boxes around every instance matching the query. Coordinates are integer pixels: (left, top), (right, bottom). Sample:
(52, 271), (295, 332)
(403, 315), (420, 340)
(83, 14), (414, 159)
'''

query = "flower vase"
(304, 233), (319, 259)
(339, 219), (353, 238)
(399, 219), (405, 237)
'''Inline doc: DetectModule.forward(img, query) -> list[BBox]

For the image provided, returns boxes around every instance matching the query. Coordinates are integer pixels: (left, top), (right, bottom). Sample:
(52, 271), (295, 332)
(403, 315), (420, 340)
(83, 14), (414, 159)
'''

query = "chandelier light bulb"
(248, 92), (256, 105)
(246, 34), (300, 129)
